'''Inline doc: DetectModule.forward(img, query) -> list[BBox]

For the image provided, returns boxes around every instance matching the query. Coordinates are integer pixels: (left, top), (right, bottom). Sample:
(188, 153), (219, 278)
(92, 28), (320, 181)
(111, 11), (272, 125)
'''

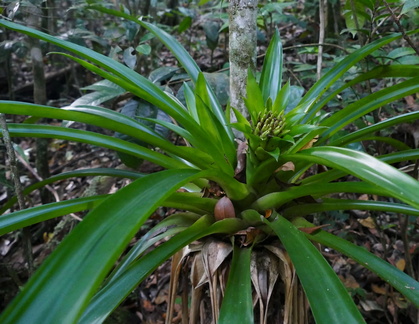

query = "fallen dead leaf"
(339, 274), (359, 289)
(276, 161), (295, 172)
(358, 194), (368, 201)
(395, 258), (406, 271)
(358, 217), (376, 229)
(371, 284), (387, 295)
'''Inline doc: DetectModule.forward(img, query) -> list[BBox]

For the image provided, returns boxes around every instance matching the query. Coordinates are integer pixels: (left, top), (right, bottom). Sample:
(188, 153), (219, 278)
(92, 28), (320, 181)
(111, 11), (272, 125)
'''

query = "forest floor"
(1, 6), (419, 324)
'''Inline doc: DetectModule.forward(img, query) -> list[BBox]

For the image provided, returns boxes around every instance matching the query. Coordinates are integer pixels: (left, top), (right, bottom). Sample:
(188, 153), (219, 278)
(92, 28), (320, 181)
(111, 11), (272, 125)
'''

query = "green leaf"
(283, 199), (419, 218)
(194, 73), (236, 169)
(265, 216), (365, 323)
(310, 65), (419, 120)
(319, 76), (419, 141)
(0, 168), (142, 215)
(402, 0), (419, 14)
(0, 101), (205, 167)
(178, 16), (193, 33)
(218, 245), (253, 324)
(252, 181), (391, 211)
(301, 33), (404, 122)
(0, 169), (202, 324)
(72, 79), (125, 107)
(86, 6), (234, 142)
(293, 218), (419, 307)
(286, 147), (419, 209)
(356, 136), (411, 152)
(53, 53), (203, 139)
(3, 123), (188, 169)
(0, 20), (193, 125)
(259, 29), (283, 105)
(300, 149), (419, 186)
(163, 192), (216, 214)
(104, 213), (201, 286)
(328, 111), (419, 147)
(343, 0), (370, 37)
(387, 47), (416, 60)
(0, 196), (106, 235)
(245, 70), (265, 124)
(136, 43), (151, 55)
(272, 80), (290, 114)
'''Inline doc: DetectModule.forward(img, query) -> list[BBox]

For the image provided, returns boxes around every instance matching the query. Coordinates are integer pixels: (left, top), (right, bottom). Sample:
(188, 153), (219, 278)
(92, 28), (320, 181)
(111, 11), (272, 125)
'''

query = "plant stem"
(382, 0), (419, 55)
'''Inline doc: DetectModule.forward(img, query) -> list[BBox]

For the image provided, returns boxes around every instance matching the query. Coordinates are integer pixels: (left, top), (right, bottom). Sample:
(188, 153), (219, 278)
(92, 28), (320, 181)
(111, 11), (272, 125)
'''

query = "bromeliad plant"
(1, 5), (419, 323)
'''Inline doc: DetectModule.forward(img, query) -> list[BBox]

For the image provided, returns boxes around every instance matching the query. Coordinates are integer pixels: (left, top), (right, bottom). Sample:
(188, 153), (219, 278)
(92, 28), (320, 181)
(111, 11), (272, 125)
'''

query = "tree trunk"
(27, 4), (52, 204)
(228, 0), (258, 128)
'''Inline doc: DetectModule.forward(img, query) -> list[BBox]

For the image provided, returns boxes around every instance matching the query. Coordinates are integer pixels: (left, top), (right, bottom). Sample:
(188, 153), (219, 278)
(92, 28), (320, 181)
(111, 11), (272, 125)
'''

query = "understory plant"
(1, 5), (419, 324)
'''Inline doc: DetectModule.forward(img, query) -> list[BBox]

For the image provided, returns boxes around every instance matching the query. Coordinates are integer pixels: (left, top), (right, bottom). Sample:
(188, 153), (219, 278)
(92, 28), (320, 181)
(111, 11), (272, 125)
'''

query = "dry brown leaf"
(358, 217), (376, 229)
(241, 228), (263, 246)
(371, 284), (387, 295)
(278, 161), (295, 172)
(405, 95), (416, 108)
(358, 194), (368, 201)
(395, 258), (406, 271)
(339, 274), (359, 289)
(142, 299), (155, 312)
(299, 136), (319, 151)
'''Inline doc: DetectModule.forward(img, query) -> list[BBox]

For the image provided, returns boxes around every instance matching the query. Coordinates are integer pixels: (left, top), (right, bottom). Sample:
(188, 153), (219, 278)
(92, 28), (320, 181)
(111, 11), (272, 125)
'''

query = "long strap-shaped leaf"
(301, 32), (404, 122)
(0, 169), (202, 324)
(218, 244), (254, 324)
(3, 123), (192, 169)
(1, 18), (235, 171)
(87, 5), (235, 143)
(286, 147), (419, 209)
(0, 168), (143, 214)
(0, 101), (188, 162)
(0, 195), (107, 235)
(252, 182), (392, 211)
(259, 29), (283, 105)
(265, 216), (365, 324)
(328, 110), (419, 147)
(0, 20), (191, 125)
(300, 148), (419, 186)
(56, 54), (232, 168)
(78, 217), (246, 324)
(293, 218), (419, 307)
(310, 65), (419, 118)
(283, 199), (419, 218)
(318, 76), (419, 142)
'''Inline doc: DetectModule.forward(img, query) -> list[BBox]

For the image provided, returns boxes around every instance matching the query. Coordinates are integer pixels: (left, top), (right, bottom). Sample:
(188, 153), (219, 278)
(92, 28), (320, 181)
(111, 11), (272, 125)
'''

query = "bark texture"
(229, 0), (258, 125)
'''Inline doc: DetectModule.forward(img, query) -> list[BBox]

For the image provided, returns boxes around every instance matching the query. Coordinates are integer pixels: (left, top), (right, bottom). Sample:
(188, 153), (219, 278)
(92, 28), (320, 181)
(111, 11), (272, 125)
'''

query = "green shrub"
(1, 6), (419, 323)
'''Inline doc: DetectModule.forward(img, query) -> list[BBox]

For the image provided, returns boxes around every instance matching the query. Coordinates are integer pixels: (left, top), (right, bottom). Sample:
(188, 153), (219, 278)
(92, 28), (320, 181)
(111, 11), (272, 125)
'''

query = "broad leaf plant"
(1, 5), (419, 324)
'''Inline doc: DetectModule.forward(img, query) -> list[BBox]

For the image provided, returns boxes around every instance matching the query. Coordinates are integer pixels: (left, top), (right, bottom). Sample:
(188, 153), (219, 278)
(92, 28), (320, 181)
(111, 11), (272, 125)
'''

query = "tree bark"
(229, 0), (258, 126)
(27, 4), (52, 205)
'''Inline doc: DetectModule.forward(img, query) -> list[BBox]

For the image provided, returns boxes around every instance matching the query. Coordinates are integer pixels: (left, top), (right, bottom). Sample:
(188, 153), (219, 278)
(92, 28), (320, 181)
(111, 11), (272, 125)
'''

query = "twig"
(0, 113), (34, 274)
(350, 0), (364, 45)
(15, 152), (60, 202)
(382, 0), (419, 55)
(14, 152), (83, 221)
(397, 214), (415, 278)
(0, 115), (25, 210)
